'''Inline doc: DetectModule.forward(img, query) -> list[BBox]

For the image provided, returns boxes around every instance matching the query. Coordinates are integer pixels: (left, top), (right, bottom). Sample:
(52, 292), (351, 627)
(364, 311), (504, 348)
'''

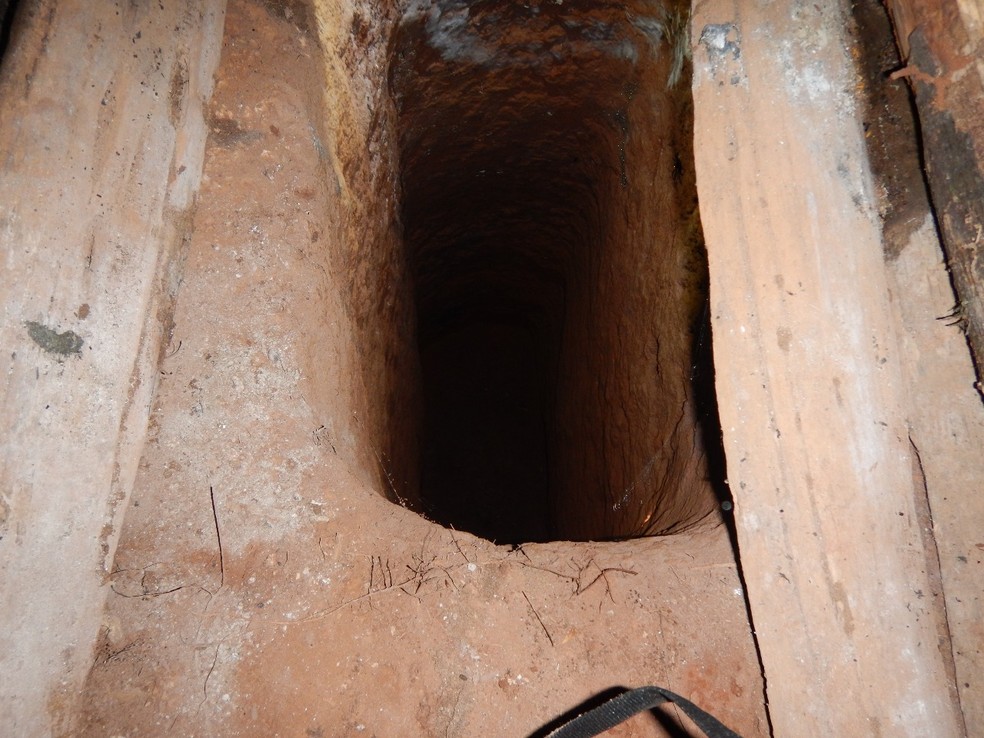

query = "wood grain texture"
(0, 1), (225, 732)
(692, 0), (964, 734)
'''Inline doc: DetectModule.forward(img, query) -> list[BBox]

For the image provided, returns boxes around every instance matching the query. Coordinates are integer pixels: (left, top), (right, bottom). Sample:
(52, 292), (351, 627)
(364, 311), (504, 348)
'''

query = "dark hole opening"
(390, 1), (727, 544)
(0, 0), (22, 67)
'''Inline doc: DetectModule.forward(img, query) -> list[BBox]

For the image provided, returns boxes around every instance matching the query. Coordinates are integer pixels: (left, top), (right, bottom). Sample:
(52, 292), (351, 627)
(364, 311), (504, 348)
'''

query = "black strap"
(545, 685), (742, 738)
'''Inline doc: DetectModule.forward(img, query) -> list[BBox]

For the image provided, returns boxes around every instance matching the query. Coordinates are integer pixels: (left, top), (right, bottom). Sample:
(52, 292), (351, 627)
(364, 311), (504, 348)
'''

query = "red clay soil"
(76, 2), (767, 736)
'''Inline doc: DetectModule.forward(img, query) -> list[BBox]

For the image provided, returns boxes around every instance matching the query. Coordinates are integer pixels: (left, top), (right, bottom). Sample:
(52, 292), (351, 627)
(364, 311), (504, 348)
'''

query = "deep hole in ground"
(388, 0), (727, 544)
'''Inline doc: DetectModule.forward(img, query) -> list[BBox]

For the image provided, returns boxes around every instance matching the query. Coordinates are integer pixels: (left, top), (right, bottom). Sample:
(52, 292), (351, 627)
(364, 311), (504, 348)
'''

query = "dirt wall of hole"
(388, 0), (720, 541)
(304, 0), (423, 505)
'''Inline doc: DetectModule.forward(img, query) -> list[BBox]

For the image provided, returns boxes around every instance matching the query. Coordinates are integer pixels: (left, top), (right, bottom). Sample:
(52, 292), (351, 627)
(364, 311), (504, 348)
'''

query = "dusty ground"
(77, 2), (767, 736)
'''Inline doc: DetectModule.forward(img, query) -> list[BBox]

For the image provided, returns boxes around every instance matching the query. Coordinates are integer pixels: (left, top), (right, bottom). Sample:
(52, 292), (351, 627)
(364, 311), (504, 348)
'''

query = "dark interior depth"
(389, 0), (725, 543)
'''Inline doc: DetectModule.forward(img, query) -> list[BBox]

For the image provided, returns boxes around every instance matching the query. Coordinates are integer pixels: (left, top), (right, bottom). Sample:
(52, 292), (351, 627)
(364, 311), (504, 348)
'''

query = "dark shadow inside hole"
(391, 0), (726, 545)
(419, 314), (552, 544)
(0, 0), (21, 67)
(689, 293), (736, 544)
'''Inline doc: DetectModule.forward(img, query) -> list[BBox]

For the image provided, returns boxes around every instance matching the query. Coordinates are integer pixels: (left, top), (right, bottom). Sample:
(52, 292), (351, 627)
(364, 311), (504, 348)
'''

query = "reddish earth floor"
(77, 2), (767, 735)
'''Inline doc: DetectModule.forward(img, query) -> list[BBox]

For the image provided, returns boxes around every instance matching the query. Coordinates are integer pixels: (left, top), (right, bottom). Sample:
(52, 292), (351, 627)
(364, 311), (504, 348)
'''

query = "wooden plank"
(882, 3), (984, 732)
(691, 1), (964, 734)
(0, 0), (225, 731)
(885, 0), (984, 390)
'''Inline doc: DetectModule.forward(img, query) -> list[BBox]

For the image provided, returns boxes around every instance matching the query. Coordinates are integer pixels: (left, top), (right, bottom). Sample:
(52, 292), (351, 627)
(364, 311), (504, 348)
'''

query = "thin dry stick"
(522, 591), (554, 647)
(577, 566), (637, 596)
(195, 643), (221, 717)
(259, 549), (623, 629)
(209, 485), (224, 588)
(448, 526), (470, 564)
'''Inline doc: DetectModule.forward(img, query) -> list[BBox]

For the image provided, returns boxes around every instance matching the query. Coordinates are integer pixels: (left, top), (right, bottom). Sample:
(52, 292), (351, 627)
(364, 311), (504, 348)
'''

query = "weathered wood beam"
(885, 0), (984, 393)
(692, 1), (964, 734)
(0, 1), (225, 731)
